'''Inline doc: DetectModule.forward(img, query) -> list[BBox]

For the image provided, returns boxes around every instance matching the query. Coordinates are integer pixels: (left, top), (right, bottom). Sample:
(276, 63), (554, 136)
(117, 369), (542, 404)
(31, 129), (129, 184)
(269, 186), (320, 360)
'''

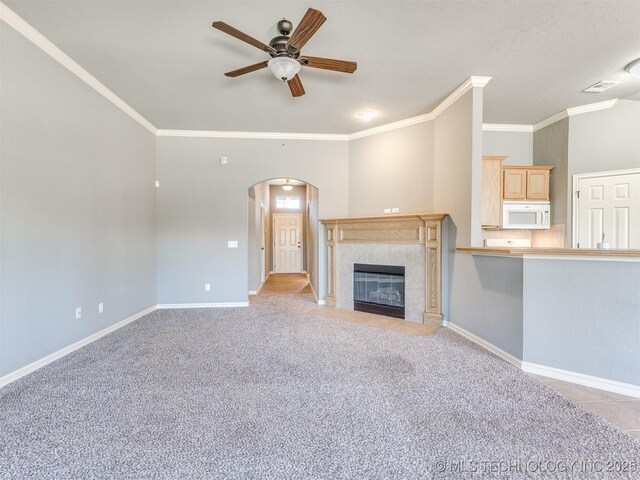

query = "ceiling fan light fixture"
(282, 179), (294, 191)
(625, 58), (640, 78)
(268, 57), (301, 82)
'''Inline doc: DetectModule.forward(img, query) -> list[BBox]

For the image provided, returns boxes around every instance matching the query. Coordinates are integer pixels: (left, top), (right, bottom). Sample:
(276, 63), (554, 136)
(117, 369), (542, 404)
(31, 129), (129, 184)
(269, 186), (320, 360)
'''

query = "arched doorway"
(247, 178), (320, 300)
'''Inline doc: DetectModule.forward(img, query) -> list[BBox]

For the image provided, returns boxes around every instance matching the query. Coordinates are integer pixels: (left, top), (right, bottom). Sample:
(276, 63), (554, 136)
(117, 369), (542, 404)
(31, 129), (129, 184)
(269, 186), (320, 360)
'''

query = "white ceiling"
(4, 0), (640, 133)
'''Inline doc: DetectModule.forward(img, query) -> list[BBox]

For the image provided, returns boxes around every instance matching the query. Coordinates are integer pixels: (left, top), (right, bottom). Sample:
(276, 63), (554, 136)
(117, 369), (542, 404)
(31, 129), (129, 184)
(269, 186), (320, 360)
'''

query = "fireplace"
(353, 263), (405, 319)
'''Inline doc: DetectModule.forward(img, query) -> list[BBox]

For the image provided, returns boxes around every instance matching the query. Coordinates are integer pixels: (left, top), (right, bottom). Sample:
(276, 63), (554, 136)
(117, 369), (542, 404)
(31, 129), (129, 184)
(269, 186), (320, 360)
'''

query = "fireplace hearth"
(353, 263), (405, 319)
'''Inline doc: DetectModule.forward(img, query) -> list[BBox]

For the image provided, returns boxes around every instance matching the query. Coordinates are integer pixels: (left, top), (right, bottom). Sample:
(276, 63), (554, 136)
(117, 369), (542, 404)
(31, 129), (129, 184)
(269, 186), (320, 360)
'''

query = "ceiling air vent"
(583, 80), (621, 93)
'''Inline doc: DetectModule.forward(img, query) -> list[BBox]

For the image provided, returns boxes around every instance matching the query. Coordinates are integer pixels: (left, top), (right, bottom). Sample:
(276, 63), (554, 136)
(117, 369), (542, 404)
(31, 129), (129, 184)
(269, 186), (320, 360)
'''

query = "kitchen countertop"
(457, 246), (640, 257)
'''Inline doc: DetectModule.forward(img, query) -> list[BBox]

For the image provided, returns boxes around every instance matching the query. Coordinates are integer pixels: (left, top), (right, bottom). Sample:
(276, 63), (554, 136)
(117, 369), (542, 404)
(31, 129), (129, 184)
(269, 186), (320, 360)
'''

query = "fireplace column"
(422, 216), (444, 327)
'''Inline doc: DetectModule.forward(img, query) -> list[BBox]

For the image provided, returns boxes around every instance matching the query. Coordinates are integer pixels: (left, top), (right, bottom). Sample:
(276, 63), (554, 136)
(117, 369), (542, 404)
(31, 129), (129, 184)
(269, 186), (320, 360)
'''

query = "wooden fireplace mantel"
(320, 213), (448, 325)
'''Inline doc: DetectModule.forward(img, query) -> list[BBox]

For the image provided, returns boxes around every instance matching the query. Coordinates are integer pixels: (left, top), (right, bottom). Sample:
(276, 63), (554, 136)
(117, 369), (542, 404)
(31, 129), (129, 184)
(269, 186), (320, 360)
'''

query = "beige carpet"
(1, 293), (638, 479)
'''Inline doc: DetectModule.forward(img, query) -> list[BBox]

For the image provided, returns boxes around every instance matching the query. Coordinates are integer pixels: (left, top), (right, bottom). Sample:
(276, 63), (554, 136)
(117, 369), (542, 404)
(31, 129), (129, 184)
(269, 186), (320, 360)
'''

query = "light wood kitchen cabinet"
(482, 156), (507, 228)
(502, 166), (553, 201)
(526, 169), (550, 200)
(503, 168), (527, 200)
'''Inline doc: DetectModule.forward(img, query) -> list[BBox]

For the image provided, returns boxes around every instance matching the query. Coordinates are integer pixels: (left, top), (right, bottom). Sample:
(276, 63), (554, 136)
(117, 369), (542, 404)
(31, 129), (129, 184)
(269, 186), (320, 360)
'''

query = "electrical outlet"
(98, 303), (104, 313)
(228, 241), (238, 248)
(155, 180), (160, 188)
(383, 208), (391, 214)
(220, 156), (228, 164)
(75, 307), (82, 320)
(205, 283), (211, 291)
(392, 208), (399, 213)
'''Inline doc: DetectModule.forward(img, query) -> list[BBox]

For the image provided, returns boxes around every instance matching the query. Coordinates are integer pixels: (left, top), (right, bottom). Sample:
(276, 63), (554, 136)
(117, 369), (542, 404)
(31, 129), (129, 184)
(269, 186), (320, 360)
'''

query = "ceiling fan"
(212, 8), (357, 97)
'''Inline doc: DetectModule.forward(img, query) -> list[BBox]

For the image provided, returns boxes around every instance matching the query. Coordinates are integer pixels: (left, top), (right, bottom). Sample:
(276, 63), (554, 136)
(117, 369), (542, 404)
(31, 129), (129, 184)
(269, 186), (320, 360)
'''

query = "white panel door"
(577, 172), (640, 249)
(273, 213), (303, 273)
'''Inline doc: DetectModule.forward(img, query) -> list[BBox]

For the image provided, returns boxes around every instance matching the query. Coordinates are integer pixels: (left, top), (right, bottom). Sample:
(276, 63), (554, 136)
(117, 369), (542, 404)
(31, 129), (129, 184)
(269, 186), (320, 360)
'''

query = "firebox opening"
(353, 263), (405, 319)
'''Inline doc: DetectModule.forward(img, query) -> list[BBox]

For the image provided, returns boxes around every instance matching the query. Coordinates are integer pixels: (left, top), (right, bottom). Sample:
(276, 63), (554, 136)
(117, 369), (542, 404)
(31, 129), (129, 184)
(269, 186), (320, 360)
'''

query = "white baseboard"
(157, 302), (249, 309)
(447, 322), (640, 398)
(0, 304), (157, 389)
(307, 279), (319, 303)
(522, 361), (640, 399)
(447, 322), (522, 368)
(304, 274), (326, 305)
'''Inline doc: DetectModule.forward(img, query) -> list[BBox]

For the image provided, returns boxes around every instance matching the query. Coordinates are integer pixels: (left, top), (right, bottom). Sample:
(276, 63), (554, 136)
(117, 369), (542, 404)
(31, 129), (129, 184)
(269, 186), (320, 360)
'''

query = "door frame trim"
(572, 168), (640, 248)
(273, 212), (304, 274)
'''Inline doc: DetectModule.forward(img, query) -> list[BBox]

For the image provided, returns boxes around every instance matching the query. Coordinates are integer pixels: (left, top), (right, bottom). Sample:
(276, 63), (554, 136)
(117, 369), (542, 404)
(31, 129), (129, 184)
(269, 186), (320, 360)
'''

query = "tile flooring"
(312, 306), (439, 336)
(533, 375), (640, 439)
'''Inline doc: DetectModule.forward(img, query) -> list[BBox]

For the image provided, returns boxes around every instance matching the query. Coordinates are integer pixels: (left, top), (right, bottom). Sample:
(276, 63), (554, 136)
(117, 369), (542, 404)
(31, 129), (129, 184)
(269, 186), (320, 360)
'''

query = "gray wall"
(431, 88), (525, 358)
(433, 91), (475, 247)
(568, 99), (640, 176)
(483, 130), (533, 166)
(533, 118), (569, 245)
(453, 255), (524, 358)
(348, 122), (434, 216)
(1, 26), (156, 376)
(523, 258), (640, 385)
(248, 181), (271, 293)
(156, 137), (349, 305)
(433, 90), (474, 323)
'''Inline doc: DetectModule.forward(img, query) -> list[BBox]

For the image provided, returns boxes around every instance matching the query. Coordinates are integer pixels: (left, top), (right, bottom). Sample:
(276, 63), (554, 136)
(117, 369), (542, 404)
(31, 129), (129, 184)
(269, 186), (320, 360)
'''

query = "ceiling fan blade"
(212, 21), (275, 54)
(224, 61), (269, 77)
(286, 8), (326, 51)
(301, 56), (357, 74)
(287, 75), (305, 97)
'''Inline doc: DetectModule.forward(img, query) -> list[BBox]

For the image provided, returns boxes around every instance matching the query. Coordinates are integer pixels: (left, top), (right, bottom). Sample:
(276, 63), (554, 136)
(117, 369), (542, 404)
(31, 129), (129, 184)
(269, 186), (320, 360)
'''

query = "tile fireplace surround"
(320, 213), (448, 325)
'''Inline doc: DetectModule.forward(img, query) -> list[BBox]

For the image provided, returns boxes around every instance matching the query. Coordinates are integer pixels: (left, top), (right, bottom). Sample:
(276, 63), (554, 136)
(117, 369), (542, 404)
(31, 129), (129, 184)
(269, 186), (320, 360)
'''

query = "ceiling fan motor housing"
(269, 35), (299, 58)
(277, 19), (292, 35)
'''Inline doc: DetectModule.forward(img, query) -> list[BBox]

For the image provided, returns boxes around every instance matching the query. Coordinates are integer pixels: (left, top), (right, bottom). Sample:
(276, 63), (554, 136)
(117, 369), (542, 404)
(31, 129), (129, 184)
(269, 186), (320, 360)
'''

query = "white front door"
(576, 170), (640, 249)
(273, 213), (303, 273)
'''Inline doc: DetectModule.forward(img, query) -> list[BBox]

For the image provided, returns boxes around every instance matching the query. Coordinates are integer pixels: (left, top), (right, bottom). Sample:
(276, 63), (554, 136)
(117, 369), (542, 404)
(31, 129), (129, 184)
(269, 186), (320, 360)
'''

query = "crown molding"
(159, 76), (493, 142)
(0, 2), (157, 134)
(482, 124), (533, 133)
(566, 98), (618, 116)
(484, 99), (620, 134)
(533, 98), (618, 132)
(346, 113), (433, 140)
(156, 129), (349, 141)
(532, 111), (567, 132)
(348, 76), (492, 140)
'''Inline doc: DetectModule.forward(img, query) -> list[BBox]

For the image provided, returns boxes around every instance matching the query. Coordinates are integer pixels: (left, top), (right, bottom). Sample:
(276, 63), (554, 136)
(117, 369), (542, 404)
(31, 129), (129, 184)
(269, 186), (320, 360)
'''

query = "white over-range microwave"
(502, 202), (550, 230)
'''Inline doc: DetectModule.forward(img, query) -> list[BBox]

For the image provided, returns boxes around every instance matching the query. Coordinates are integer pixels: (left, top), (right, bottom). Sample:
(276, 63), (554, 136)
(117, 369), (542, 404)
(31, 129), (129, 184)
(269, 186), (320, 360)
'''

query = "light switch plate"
(220, 156), (228, 164)
(228, 240), (238, 248)
(98, 303), (104, 313)
(205, 283), (211, 291)
(155, 180), (160, 188)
